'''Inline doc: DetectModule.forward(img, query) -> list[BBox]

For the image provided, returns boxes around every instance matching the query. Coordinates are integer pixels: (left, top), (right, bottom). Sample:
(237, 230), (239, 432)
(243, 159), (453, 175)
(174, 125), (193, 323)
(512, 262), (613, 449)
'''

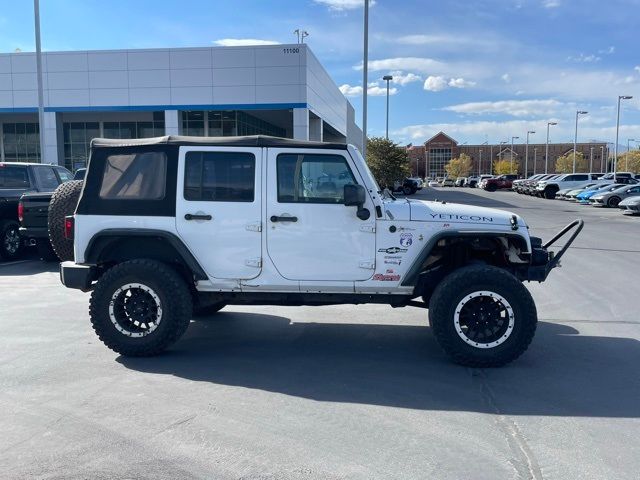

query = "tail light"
(64, 216), (74, 240)
(18, 201), (24, 222)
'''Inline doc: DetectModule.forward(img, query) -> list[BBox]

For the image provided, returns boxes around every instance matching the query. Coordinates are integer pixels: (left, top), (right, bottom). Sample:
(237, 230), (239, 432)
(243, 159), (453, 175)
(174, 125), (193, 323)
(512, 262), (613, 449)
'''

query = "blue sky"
(1, 0), (639, 147)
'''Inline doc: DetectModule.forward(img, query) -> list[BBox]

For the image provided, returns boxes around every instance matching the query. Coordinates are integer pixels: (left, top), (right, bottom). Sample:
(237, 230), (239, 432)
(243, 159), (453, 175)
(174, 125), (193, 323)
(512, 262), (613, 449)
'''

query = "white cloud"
(567, 53), (601, 63)
(635, 66), (640, 74)
(213, 38), (279, 46)
(368, 85), (398, 96)
(397, 34), (458, 45)
(339, 84), (363, 96)
(502, 73), (511, 83)
(448, 78), (476, 89)
(339, 83), (397, 97)
(443, 99), (565, 117)
(314, 0), (374, 11)
(355, 57), (446, 74)
(598, 46), (615, 55)
(389, 71), (422, 86)
(424, 76), (448, 92)
(542, 0), (561, 8)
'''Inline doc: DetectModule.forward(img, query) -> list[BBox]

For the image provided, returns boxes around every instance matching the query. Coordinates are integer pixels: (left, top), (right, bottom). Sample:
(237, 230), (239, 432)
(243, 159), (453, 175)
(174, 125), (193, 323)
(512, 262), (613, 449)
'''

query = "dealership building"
(407, 132), (609, 178)
(0, 44), (362, 171)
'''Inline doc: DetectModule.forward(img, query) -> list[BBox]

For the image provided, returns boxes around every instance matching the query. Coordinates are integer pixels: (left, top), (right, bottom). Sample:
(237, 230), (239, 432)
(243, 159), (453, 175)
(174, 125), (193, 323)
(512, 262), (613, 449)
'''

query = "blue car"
(576, 183), (622, 203)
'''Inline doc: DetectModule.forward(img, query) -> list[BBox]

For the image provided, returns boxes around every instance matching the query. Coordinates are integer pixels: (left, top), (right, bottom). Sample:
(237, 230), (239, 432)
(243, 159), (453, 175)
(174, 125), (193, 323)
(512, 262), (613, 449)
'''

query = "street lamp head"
(528, 130), (536, 134)
(578, 111), (588, 115)
(383, 75), (393, 81)
(512, 136), (519, 140)
(548, 122), (558, 126)
(620, 95), (633, 100)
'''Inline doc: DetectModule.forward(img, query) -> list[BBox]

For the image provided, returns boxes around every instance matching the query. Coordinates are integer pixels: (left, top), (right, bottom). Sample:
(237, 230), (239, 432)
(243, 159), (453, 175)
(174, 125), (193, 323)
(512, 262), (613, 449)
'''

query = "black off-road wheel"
(543, 187), (557, 199)
(428, 265), (537, 367)
(48, 180), (83, 261)
(0, 220), (24, 260)
(89, 259), (193, 357)
(402, 185), (412, 195)
(485, 184), (497, 192)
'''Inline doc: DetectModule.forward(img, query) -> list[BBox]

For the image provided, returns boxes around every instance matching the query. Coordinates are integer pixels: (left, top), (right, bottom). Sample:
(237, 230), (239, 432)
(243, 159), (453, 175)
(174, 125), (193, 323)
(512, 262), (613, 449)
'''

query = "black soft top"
(91, 135), (349, 150)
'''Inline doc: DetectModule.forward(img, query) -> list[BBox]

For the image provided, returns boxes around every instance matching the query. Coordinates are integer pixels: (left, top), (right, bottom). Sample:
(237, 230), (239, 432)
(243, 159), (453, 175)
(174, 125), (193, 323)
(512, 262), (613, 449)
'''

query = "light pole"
(511, 136), (519, 175)
(34, 0), (46, 164)
(627, 139), (637, 171)
(601, 145), (605, 172)
(573, 111), (588, 173)
(545, 121), (557, 174)
(362, 0), (369, 158)
(479, 149), (482, 176)
(499, 141), (507, 173)
(533, 148), (538, 174)
(383, 75), (393, 140)
(590, 146), (594, 173)
(525, 130), (535, 178)
(614, 96), (633, 176)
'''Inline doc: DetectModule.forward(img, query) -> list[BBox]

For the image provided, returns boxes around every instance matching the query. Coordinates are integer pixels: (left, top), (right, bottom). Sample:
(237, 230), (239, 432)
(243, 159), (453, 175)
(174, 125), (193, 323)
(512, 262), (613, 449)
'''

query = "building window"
(2, 123), (40, 162)
(63, 122), (100, 172)
(103, 116), (165, 140)
(181, 110), (286, 138)
(429, 148), (452, 177)
(181, 111), (205, 136)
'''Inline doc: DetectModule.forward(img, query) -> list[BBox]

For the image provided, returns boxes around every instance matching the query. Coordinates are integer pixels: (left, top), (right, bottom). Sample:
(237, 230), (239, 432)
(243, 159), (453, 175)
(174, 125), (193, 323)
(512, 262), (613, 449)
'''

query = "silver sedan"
(590, 184), (640, 207)
(618, 195), (640, 215)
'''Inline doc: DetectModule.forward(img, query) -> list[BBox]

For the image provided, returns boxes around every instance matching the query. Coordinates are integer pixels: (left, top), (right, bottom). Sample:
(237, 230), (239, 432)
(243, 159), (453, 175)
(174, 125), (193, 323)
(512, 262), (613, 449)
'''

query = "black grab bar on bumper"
(523, 219), (584, 282)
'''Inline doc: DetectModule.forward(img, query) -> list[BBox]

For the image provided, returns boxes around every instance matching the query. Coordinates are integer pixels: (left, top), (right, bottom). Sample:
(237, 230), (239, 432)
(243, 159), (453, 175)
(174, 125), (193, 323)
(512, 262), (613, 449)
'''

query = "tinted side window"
(277, 153), (356, 204)
(184, 151), (255, 202)
(0, 165), (30, 188)
(55, 167), (74, 183)
(33, 166), (60, 190)
(99, 151), (167, 200)
(574, 174), (588, 181)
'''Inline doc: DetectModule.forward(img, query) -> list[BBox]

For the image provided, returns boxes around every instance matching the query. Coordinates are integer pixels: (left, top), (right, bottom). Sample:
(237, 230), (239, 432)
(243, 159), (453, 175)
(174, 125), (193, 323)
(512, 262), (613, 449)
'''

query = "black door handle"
(270, 215), (298, 223)
(185, 213), (212, 221)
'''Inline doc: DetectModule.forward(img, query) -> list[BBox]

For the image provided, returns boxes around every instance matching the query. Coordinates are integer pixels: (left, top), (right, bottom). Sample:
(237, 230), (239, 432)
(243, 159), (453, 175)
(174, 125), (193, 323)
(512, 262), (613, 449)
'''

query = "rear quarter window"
(99, 152), (167, 200)
(0, 165), (30, 188)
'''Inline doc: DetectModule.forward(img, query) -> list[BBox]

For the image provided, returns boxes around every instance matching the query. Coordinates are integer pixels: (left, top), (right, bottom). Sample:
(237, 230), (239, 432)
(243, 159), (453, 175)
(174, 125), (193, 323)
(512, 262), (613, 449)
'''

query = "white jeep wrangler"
(58, 136), (582, 367)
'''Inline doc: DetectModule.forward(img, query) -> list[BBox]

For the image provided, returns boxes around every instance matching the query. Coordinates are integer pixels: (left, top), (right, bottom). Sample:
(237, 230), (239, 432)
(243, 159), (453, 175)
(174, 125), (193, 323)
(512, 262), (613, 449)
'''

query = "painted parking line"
(0, 260), (34, 268)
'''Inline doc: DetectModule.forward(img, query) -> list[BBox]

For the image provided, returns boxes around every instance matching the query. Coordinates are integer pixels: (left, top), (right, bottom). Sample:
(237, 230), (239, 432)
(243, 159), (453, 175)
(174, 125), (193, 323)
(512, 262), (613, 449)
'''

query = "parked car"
(513, 174), (545, 193)
(535, 173), (605, 199)
(57, 134), (582, 367)
(407, 177), (424, 189)
(0, 162), (73, 260)
(455, 177), (466, 187)
(428, 180), (440, 187)
(556, 183), (598, 200)
(441, 177), (455, 187)
(590, 184), (640, 207)
(522, 174), (560, 195)
(618, 195), (640, 215)
(481, 174), (518, 192)
(576, 183), (625, 204)
(392, 178), (420, 195)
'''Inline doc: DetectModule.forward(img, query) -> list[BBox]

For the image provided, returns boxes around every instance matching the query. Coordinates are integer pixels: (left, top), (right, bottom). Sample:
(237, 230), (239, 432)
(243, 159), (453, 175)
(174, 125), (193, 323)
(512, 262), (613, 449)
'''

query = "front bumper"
(519, 219), (584, 282)
(59, 261), (96, 291)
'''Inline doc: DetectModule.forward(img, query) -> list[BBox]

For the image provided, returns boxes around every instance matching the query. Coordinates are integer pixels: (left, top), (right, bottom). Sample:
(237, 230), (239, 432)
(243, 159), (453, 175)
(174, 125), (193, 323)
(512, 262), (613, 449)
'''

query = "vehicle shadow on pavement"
(0, 259), (58, 276)
(416, 189), (518, 210)
(118, 312), (640, 418)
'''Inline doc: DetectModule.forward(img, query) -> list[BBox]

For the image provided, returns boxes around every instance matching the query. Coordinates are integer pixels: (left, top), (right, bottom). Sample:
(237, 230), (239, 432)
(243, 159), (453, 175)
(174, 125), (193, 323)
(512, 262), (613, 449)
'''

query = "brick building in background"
(406, 131), (609, 179)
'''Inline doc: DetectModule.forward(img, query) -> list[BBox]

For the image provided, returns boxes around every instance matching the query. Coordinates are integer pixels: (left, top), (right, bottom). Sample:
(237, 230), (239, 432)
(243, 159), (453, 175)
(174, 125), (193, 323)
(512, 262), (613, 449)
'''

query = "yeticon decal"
(378, 247), (408, 254)
(373, 273), (401, 281)
(384, 260), (401, 265)
(400, 233), (413, 247)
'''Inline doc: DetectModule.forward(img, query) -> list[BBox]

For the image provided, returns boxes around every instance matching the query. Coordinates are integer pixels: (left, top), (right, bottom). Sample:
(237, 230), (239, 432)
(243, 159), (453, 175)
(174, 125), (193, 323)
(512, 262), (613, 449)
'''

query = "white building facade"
(0, 44), (362, 171)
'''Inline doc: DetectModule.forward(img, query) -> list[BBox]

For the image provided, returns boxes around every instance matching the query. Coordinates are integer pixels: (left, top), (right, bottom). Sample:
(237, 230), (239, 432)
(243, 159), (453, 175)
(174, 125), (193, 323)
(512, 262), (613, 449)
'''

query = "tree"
(555, 151), (587, 173)
(493, 159), (519, 175)
(445, 153), (473, 178)
(618, 150), (640, 173)
(366, 137), (411, 188)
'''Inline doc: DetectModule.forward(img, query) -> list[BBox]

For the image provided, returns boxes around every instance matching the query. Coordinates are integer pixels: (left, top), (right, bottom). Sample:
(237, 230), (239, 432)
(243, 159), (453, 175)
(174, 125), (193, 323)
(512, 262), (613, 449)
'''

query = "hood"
(407, 199), (525, 228)
(620, 196), (640, 206)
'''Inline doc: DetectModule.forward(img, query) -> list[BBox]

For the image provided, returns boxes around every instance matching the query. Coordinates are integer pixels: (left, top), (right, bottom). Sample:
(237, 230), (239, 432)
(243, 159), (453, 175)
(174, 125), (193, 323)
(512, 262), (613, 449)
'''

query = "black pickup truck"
(0, 162), (73, 260)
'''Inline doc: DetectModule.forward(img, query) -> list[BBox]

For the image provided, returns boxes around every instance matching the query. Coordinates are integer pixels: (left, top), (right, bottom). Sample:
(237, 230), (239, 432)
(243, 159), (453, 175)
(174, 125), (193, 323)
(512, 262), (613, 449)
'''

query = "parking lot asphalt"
(1, 188), (638, 480)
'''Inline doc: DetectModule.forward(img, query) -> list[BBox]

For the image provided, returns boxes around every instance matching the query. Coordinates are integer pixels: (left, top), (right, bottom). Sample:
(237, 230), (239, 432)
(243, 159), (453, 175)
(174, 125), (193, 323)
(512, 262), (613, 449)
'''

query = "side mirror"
(344, 184), (366, 207)
(343, 184), (370, 220)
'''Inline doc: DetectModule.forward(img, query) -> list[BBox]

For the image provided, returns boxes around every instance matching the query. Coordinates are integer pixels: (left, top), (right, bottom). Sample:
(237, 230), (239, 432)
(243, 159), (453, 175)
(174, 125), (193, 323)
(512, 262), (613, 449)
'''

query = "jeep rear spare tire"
(89, 259), (193, 356)
(48, 180), (83, 261)
(428, 265), (537, 367)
